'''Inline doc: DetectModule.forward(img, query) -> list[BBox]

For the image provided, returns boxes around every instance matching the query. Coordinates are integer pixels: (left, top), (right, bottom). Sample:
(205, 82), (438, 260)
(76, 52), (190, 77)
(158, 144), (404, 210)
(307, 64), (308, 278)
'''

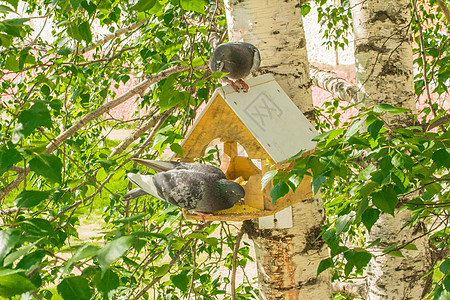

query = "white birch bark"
(350, 0), (416, 127)
(350, 0), (430, 298)
(224, 0), (332, 298)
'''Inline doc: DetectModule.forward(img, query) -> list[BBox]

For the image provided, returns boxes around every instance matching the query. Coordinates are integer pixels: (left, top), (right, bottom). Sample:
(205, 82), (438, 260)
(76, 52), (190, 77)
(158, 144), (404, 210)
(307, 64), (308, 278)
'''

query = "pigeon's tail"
(122, 188), (148, 201)
(127, 173), (163, 200)
(132, 159), (180, 172)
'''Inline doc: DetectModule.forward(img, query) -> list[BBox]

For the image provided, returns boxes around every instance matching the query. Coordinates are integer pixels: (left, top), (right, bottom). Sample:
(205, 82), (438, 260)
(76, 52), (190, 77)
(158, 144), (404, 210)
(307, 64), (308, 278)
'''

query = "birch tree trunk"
(349, 0), (431, 298)
(223, 0), (332, 298)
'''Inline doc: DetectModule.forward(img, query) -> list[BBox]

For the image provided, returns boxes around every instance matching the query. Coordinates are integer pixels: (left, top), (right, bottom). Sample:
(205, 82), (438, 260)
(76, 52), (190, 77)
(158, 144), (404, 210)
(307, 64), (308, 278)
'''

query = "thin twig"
(411, 0), (446, 132)
(132, 222), (211, 300)
(231, 226), (245, 300)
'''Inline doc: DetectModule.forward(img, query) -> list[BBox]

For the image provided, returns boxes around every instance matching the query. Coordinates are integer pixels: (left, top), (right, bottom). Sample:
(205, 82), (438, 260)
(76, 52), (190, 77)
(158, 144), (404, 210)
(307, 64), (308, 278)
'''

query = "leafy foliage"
(0, 0), (257, 299)
(275, 102), (450, 297)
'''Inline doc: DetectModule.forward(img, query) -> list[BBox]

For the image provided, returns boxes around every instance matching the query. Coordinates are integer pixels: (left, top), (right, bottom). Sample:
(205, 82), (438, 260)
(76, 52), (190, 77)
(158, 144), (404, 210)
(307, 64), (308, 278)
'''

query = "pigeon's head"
(210, 44), (230, 73)
(216, 180), (246, 205)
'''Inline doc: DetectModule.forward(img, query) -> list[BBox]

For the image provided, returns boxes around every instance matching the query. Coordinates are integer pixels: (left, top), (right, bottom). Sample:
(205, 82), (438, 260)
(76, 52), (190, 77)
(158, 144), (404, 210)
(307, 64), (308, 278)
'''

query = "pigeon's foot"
(235, 79), (249, 93)
(195, 211), (213, 222)
(228, 80), (242, 93)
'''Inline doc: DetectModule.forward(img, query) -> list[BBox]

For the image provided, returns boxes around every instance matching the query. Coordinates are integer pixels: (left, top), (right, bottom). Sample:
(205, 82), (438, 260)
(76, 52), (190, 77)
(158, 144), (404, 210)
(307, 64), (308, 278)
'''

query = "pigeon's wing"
(182, 163), (226, 179)
(250, 44), (261, 72)
(127, 173), (164, 200)
(132, 159), (181, 172)
(133, 159), (226, 179)
(152, 170), (210, 210)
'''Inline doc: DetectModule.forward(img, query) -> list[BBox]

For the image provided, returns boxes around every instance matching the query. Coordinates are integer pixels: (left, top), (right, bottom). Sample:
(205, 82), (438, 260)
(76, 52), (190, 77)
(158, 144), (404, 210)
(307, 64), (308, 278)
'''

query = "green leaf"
(373, 104), (410, 114)
(344, 261), (354, 277)
(3, 18), (28, 26)
(368, 119), (384, 139)
(0, 33), (12, 48)
(14, 190), (52, 208)
(22, 218), (55, 238)
(3, 244), (34, 266)
(359, 181), (377, 198)
(351, 251), (372, 270)
(434, 286), (445, 300)
(270, 182), (289, 204)
(70, 244), (100, 262)
(355, 197), (369, 221)
(336, 212), (355, 235)
(96, 159), (116, 171)
(392, 153), (414, 171)
(440, 259), (450, 274)
(180, 0), (206, 14)
(112, 212), (147, 225)
(154, 263), (170, 277)
(403, 243), (418, 251)
(425, 182), (442, 196)
(80, 1), (96, 15)
(186, 232), (207, 241)
(5, 55), (19, 71)
(97, 236), (134, 273)
(0, 5), (14, 13)
(0, 269), (36, 298)
(444, 276), (450, 292)
(70, 0), (82, 10)
(372, 186), (398, 216)
(387, 250), (404, 257)
(170, 143), (184, 157)
(301, 4), (311, 16)
(29, 153), (63, 184)
(0, 146), (22, 176)
(432, 149), (450, 168)
(94, 269), (119, 293)
(4, 0), (18, 10)
(57, 276), (92, 300)
(131, 0), (156, 11)
(317, 258), (333, 276)
(12, 101), (52, 143)
(344, 119), (363, 139)
(261, 170), (277, 190)
(171, 273), (190, 292)
(0, 229), (20, 263)
(312, 175), (326, 196)
(16, 250), (45, 272)
(78, 21), (92, 43)
(362, 208), (380, 232)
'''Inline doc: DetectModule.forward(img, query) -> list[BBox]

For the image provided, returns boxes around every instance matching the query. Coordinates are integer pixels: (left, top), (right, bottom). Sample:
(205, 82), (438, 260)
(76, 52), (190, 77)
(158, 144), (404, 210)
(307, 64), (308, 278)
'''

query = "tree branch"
(437, 0), (450, 24)
(108, 111), (161, 158)
(309, 65), (357, 104)
(46, 65), (189, 154)
(425, 114), (450, 131)
(80, 19), (148, 54)
(0, 65), (194, 201)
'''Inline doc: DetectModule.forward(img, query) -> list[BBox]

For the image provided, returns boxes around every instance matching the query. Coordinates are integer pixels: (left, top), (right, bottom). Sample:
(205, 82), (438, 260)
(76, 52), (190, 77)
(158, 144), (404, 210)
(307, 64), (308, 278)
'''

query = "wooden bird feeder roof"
(179, 74), (318, 164)
(175, 74), (318, 222)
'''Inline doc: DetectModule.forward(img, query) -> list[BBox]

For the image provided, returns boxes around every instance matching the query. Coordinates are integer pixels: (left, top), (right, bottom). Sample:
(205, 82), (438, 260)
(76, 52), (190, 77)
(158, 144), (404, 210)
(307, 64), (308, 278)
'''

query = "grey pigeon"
(210, 42), (261, 93)
(126, 159), (245, 218)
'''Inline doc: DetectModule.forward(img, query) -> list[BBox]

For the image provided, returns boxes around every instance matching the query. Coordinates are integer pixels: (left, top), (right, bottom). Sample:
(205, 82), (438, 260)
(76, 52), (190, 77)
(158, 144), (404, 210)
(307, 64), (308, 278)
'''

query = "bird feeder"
(175, 74), (318, 226)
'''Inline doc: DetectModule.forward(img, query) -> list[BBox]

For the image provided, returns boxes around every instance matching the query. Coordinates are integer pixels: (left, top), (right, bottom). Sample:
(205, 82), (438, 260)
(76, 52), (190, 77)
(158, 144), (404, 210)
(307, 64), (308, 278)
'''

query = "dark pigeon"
(126, 159), (245, 218)
(210, 42), (261, 93)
